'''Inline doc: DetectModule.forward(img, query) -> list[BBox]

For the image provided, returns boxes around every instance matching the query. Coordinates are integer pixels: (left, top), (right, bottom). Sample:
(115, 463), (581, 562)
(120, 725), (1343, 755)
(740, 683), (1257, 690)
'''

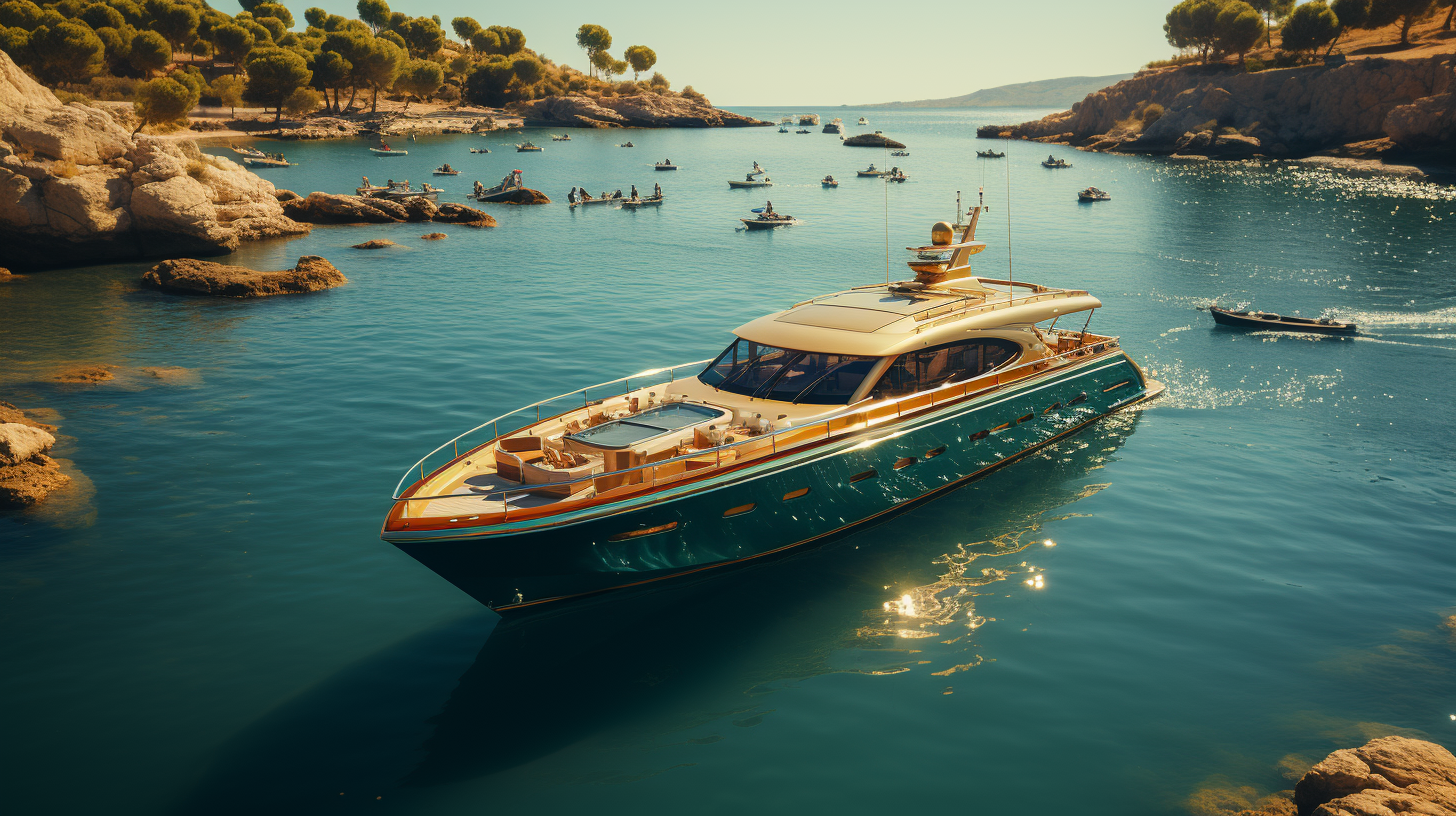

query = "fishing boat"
(231, 145), (267, 159)
(241, 155), (291, 167)
(857, 164), (889, 177)
(370, 144), (409, 156)
(977, 149), (1005, 158)
(1077, 186), (1110, 202)
(890, 150), (909, 157)
(469, 147), (491, 154)
(621, 194), (665, 209)
(796, 129), (812, 134)
(822, 175), (838, 188)
(857, 117), (868, 125)
(887, 167), (908, 182)
(552, 134), (572, 141)
(728, 177), (773, 189)
(568, 192), (624, 208)
(1208, 307), (1357, 335)
(471, 170), (526, 202)
(740, 204), (799, 229)
(1042, 156), (1071, 168)
(380, 206), (1163, 612)
(433, 164), (461, 176)
(365, 182), (440, 201)
(654, 160), (678, 171)
(516, 141), (543, 152)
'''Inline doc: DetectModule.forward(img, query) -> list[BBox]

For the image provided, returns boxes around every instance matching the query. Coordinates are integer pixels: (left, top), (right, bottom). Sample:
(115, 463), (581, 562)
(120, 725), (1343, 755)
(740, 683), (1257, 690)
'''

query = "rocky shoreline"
(0, 401), (68, 506)
(512, 93), (769, 129)
(979, 54), (1456, 179)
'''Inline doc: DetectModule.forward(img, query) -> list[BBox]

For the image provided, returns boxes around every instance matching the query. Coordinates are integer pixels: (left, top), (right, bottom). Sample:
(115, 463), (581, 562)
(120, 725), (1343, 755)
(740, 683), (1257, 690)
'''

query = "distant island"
(864, 74), (1135, 109)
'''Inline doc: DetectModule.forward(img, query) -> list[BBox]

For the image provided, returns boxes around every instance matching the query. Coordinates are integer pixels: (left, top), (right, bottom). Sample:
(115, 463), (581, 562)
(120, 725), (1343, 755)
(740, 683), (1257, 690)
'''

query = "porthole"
(782, 487), (810, 501)
(971, 430), (990, 441)
(850, 469), (878, 483)
(723, 503), (756, 518)
(608, 521), (678, 542)
(1068, 393), (1088, 406)
(1043, 402), (1061, 414)
(894, 457), (916, 470)
(1017, 413), (1034, 424)
(925, 446), (947, 459)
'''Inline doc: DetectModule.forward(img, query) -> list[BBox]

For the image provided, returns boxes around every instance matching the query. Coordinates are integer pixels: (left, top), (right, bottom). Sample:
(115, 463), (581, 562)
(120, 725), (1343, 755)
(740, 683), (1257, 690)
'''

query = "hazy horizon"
(256, 0), (1176, 106)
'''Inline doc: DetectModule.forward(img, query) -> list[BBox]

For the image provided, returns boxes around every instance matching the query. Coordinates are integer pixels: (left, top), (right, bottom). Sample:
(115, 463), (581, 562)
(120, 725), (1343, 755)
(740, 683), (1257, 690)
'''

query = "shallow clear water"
(2, 107), (1454, 815)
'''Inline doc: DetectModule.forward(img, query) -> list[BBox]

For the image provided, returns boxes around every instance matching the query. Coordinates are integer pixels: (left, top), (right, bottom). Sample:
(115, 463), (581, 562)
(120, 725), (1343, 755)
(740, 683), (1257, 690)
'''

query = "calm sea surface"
(2, 107), (1454, 815)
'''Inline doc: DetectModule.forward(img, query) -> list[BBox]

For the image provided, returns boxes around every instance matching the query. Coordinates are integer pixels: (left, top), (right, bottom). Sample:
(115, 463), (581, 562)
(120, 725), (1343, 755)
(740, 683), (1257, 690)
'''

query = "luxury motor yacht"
(381, 203), (1163, 612)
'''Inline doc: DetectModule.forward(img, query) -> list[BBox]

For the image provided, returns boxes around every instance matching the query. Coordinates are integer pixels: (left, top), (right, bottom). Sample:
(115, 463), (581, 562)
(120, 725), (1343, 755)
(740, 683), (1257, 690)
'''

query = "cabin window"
(1017, 413), (1034, 424)
(723, 503), (756, 518)
(971, 430), (989, 441)
(894, 457), (916, 470)
(783, 487), (810, 501)
(1069, 393), (1088, 406)
(1043, 402), (1061, 414)
(608, 521), (679, 542)
(925, 445), (947, 458)
(849, 469), (878, 483)
(869, 339), (1022, 400)
(699, 340), (874, 404)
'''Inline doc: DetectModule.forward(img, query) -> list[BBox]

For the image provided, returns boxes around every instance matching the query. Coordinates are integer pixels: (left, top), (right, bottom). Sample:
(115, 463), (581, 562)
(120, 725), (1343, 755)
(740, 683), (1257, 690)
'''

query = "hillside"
(866, 74), (1134, 109)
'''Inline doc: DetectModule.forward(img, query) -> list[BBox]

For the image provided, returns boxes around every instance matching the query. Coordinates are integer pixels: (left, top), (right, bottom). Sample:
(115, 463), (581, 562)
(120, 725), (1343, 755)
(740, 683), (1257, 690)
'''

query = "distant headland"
(864, 74), (1136, 110)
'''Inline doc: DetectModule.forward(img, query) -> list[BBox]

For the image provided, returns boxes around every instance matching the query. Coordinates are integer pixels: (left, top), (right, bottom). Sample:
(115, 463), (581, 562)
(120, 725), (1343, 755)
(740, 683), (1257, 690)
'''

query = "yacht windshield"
(699, 339), (876, 404)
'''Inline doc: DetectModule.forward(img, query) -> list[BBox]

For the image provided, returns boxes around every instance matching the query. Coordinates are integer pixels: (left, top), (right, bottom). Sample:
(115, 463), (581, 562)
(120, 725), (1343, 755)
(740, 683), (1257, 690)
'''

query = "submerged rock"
(0, 408), (68, 506)
(351, 239), (398, 249)
(844, 133), (907, 148)
(420, 232), (446, 240)
(142, 255), (347, 298)
(53, 365), (114, 383)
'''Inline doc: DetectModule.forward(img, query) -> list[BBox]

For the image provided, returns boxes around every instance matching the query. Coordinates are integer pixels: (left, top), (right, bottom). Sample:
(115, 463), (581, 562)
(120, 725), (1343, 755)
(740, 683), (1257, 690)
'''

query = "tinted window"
(870, 339), (1022, 400)
(700, 341), (875, 404)
(699, 339), (795, 396)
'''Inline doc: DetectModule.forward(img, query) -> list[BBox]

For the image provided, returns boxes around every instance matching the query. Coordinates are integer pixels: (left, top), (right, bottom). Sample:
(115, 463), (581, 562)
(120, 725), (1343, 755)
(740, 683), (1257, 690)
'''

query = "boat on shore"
(516, 141), (543, 152)
(1208, 307), (1357, 335)
(231, 145), (267, 159)
(380, 207), (1163, 613)
(1077, 186), (1110, 202)
(361, 181), (439, 201)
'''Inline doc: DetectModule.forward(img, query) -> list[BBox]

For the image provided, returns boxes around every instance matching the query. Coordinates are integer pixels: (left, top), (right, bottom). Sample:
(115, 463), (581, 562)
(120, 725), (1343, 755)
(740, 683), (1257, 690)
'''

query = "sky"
(268, 0), (1180, 106)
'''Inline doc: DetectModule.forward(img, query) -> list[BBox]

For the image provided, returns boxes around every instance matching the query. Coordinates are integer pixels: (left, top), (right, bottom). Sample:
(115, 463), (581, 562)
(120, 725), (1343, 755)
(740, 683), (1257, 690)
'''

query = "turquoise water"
(2, 107), (1455, 815)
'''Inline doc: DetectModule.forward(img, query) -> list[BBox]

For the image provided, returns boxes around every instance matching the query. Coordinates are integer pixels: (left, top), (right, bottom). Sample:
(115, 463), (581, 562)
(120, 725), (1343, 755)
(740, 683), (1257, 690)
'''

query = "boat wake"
(1145, 358), (1345, 410)
(1325, 305), (1456, 330)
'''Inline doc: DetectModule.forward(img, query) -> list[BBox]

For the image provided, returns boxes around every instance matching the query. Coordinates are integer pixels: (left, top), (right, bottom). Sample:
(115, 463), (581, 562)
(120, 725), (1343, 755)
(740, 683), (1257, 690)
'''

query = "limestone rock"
(142, 255), (347, 298)
(1383, 92), (1456, 148)
(486, 187), (550, 205)
(0, 423), (54, 466)
(844, 133), (907, 148)
(0, 267), (13, 280)
(433, 202), (497, 225)
(0, 457), (70, 506)
(514, 93), (770, 128)
(0, 401), (55, 431)
(273, 188), (302, 202)
(400, 195), (439, 222)
(420, 232), (446, 239)
(54, 365), (114, 383)
(351, 239), (398, 249)
(281, 192), (424, 224)
(1295, 736), (1456, 816)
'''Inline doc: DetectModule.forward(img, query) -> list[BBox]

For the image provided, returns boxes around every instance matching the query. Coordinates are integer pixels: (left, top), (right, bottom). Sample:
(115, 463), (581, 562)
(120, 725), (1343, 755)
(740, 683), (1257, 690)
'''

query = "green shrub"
(1244, 57), (1267, 72)
(1142, 103), (1166, 124)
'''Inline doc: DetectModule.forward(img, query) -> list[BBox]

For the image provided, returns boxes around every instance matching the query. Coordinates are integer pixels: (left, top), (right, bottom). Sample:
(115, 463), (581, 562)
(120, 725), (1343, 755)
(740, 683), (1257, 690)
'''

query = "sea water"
(1, 107), (1453, 815)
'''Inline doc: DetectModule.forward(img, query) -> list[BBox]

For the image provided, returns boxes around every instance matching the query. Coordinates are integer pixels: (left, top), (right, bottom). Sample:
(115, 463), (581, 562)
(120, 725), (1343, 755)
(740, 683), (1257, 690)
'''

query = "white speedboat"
(380, 205), (1163, 612)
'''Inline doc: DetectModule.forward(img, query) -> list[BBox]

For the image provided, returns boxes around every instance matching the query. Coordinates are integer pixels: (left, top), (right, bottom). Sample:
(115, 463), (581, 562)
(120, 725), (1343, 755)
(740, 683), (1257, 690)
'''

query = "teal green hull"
(389, 354), (1157, 611)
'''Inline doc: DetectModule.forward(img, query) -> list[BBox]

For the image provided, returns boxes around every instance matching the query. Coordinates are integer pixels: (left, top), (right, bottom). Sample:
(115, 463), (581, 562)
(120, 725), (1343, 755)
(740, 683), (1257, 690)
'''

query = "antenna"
(1005, 138), (1014, 305)
(884, 174), (890, 284)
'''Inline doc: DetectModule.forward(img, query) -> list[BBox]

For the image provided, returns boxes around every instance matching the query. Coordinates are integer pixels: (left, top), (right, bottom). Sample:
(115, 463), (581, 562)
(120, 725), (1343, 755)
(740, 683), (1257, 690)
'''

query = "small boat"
(241, 155), (291, 167)
(433, 165), (461, 176)
(516, 142), (543, 152)
(796, 129), (811, 134)
(740, 205), (798, 230)
(778, 125), (790, 133)
(747, 163), (766, 177)
(654, 161), (678, 171)
(370, 145), (408, 156)
(231, 145), (267, 159)
(1208, 306), (1357, 335)
(822, 175), (838, 187)
(1042, 157), (1071, 168)
(857, 164), (889, 177)
(728, 177), (773, 189)
(823, 118), (843, 134)
(890, 150), (909, 157)
(798, 114), (820, 126)
(380, 205), (1163, 613)
(471, 170), (528, 202)
(887, 168), (908, 182)
(857, 117), (868, 125)
(1077, 186), (1110, 202)
(469, 147), (491, 154)
(977, 150), (1005, 158)
(621, 194), (665, 209)
(568, 192), (626, 208)
(365, 183), (440, 201)
(619, 142), (634, 148)
(552, 134), (572, 141)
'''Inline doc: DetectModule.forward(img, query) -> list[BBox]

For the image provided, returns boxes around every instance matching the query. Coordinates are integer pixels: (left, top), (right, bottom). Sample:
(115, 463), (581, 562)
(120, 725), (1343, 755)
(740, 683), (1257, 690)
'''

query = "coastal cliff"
(979, 54), (1456, 167)
(0, 51), (308, 272)
(513, 93), (769, 128)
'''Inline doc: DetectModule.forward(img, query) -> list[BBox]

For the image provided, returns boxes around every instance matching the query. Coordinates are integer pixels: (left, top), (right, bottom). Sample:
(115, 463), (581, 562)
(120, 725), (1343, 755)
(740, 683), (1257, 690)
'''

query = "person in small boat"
(475, 180), (484, 197)
(613, 189), (623, 199)
(763, 200), (776, 217)
(753, 161), (762, 173)
(386, 179), (396, 188)
(568, 186), (577, 203)
(630, 184), (638, 199)
(362, 176), (369, 189)
(745, 172), (755, 181)
(653, 183), (662, 198)
(579, 188), (593, 201)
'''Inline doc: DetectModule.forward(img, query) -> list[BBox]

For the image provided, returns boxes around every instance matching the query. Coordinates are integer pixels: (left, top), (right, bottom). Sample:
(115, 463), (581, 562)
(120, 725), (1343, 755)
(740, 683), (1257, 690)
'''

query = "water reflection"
(175, 411), (1145, 812)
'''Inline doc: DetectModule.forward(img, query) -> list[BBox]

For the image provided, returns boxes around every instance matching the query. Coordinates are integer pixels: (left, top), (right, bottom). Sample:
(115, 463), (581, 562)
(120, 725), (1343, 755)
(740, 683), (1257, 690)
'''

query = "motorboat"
(798, 114), (820, 126)
(655, 160), (678, 170)
(740, 204), (798, 230)
(779, 125), (790, 133)
(890, 150), (909, 157)
(568, 190), (626, 208)
(1077, 186), (1110, 202)
(469, 147), (491, 154)
(1208, 306), (1357, 335)
(370, 144), (408, 156)
(977, 150), (1005, 158)
(231, 145), (267, 159)
(887, 167), (908, 182)
(470, 170), (526, 202)
(823, 118), (844, 134)
(552, 134), (572, 141)
(365, 182), (440, 201)
(796, 129), (812, 134)
(241, 154), (291, 167)
(621, 194), (665, 209)
(380, 205), (1163, 612)
(620, 141), (635, 148)
(857, 164), (889, 177)
(728, 177), (773, 188)
(516, 142), (543, 152)
(857, 117), (868, 125)
(1042, 157), (1071, 168)
(822, 175), (838, 187)
(433, 164), (461, 176)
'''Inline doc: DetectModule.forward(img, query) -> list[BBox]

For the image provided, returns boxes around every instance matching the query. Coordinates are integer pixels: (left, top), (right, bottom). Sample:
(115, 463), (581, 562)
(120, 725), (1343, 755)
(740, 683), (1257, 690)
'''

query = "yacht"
(380, 203), (1163, 612)
(857, 117), (868, 125)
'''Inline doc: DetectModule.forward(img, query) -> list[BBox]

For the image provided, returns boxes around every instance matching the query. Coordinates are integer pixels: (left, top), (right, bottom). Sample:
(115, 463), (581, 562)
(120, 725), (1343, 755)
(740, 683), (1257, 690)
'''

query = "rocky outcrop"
(1293, 737), (1456, 816)
(420, 232), (446, 239)
(484, 187), (551, 205)
(280, 192), (497, 226)
(514, 93), (770, 128)
(351, 239), (398, 249)
(979, 55), (1456, 162)
(0, 403), (68, 506)
(0, 51), (310, 271)
(141, 255), (346, 298)
(844, 133), (907, 148)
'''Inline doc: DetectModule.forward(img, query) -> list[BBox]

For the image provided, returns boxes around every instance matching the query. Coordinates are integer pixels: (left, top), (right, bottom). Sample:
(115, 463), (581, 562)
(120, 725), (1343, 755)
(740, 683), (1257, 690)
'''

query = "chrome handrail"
(392, 337), (1123, 511)
(390, 357), (714, 499)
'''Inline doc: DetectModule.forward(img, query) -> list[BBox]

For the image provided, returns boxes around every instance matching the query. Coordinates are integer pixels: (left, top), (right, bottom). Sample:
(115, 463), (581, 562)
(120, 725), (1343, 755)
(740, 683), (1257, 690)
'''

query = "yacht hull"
(386, 353), (1160, 613)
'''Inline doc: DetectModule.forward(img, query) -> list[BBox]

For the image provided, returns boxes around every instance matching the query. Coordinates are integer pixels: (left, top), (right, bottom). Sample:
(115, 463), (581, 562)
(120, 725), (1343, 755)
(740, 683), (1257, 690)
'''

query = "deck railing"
(391, 334), (1123, 517)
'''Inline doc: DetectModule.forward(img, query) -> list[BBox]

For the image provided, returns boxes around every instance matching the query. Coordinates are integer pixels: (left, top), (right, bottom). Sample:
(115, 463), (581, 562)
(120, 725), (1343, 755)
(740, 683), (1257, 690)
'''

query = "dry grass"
(51, 160), (80, 179)
(185, 160), (207, 180)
